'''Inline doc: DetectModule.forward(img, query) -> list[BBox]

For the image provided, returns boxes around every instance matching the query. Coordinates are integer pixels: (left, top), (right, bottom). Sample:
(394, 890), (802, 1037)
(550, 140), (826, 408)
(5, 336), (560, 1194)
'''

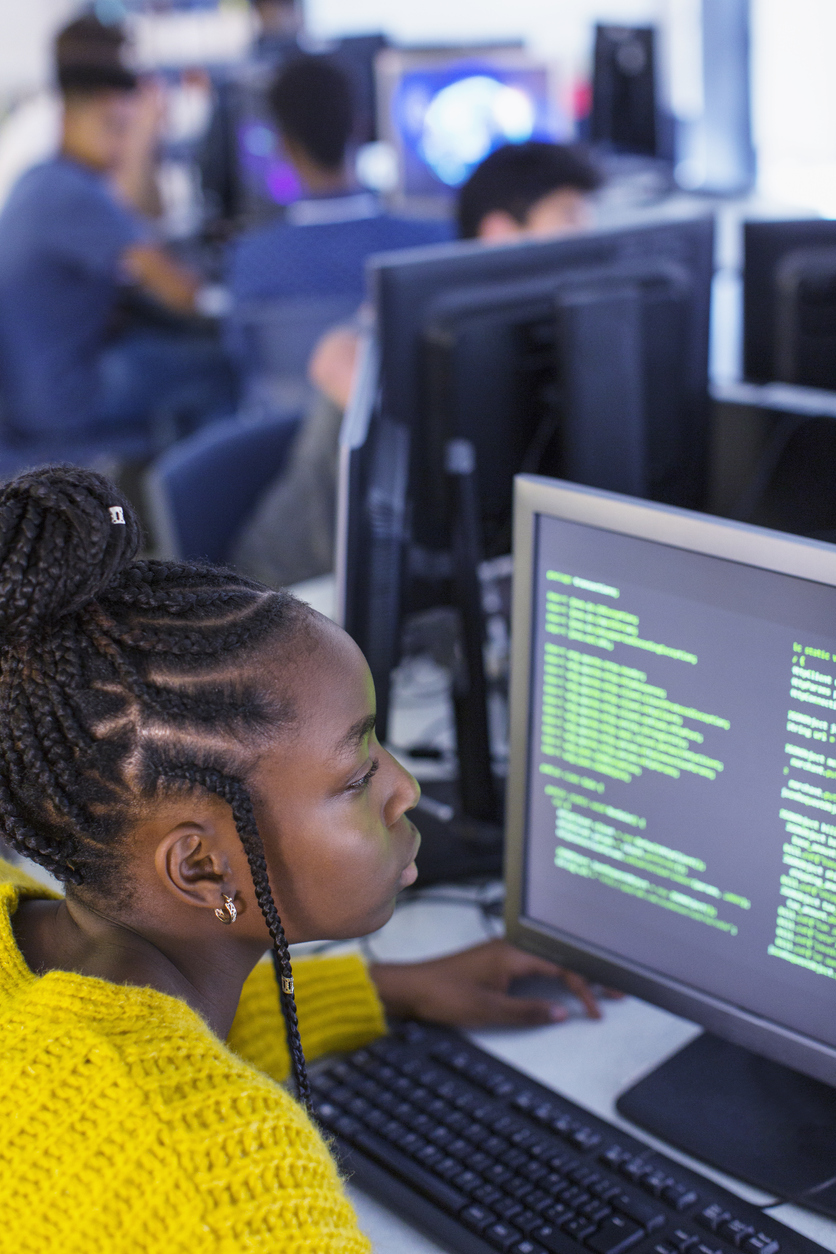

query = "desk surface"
(346, 886), (836, 1254)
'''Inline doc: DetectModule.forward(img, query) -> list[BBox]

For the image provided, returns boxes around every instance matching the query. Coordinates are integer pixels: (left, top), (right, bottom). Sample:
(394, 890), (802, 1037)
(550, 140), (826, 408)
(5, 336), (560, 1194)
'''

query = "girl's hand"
(369, 938), (622, 1030)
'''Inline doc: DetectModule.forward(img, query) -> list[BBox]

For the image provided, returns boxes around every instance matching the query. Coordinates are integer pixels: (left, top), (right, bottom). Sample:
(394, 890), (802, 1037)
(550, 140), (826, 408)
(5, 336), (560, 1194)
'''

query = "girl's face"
(246, 616), (421, 943)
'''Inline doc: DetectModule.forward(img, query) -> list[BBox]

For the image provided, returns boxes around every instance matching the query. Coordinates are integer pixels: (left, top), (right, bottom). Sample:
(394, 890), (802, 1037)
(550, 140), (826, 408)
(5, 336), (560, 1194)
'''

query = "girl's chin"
(398, 859), (418, 889)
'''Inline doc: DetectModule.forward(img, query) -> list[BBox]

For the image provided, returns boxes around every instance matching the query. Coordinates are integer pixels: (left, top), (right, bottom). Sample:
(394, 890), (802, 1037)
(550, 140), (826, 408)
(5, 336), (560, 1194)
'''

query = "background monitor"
(744, 218), (836, 390)
(505, 473), (836, 1206)
(590, 25), (658, 157)
(375, 45), (561, 212)
(337, 217), (713, 852)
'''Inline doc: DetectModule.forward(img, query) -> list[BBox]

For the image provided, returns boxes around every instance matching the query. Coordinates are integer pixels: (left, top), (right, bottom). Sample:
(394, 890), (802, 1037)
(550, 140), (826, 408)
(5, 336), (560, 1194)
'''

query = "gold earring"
(214, 893), (238, 925)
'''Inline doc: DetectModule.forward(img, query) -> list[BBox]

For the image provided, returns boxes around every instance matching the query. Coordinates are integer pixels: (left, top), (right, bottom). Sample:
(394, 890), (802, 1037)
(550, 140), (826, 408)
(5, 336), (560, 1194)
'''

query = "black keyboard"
(311, 1021), (828, 1254)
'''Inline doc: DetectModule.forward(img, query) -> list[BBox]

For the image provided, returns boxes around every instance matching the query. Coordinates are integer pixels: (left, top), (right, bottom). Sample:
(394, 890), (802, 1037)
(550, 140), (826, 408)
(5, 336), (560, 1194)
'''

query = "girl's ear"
(155, 820), (236, 912)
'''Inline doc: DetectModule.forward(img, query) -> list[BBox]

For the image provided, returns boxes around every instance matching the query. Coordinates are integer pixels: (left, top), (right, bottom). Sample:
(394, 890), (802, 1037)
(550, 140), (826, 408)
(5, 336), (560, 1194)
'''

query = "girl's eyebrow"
(337, 713), (376, 756)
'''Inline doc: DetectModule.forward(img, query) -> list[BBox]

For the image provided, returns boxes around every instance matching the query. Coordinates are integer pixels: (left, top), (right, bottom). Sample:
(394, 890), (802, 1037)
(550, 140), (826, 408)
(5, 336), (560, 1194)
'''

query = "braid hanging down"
(0, 465), (313, 1110)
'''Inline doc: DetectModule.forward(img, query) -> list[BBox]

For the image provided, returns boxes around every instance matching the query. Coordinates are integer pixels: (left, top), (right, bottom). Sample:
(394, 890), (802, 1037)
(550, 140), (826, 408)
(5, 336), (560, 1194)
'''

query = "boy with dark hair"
(227, 56), (451, 306)
(268, 56), (354, 185)
(457, 140), (602, 241)
(0, 16), (237, 455)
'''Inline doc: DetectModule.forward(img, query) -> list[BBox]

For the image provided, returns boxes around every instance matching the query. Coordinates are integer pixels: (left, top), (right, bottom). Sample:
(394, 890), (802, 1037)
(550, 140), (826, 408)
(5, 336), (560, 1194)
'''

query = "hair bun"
(0, 466), (141, 639)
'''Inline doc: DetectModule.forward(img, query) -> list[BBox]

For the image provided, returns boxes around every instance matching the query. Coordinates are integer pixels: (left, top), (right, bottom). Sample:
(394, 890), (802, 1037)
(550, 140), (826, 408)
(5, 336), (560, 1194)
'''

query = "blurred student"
(232, 140), (601, 589)
(457, 140), (601, 241)
(0, 16), (164, 218)
(0, 28), (237, 454)
(227, 56), (452, 307)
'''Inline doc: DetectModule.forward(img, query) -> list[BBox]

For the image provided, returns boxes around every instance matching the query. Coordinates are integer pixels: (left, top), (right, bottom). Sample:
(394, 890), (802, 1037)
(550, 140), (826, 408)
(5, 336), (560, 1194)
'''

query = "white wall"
(0, 0), (79, 99)
(752, 0), (836, 215)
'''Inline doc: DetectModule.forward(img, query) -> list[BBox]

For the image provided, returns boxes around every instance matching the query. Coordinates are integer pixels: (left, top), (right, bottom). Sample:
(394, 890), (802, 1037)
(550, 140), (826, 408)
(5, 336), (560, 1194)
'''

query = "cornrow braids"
(166, 766), (312, 1112)
(0, 465), (315, 1106)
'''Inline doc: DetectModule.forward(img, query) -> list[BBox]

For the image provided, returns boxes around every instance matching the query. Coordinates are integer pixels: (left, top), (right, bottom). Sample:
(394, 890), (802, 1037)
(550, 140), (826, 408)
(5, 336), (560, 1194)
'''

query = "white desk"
(347, 889), (836, 1254)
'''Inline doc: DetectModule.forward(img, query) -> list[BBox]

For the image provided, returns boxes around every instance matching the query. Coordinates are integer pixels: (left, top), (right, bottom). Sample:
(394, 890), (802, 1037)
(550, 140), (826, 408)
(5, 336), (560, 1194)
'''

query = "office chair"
(225, 294), (359, 413)
(144, 411), (302, 563)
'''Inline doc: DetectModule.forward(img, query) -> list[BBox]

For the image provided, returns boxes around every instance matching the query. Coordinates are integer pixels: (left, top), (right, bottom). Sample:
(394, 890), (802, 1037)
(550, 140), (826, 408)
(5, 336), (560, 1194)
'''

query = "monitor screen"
(506, 475), (836, 1084)
(376, 48), (561, 201)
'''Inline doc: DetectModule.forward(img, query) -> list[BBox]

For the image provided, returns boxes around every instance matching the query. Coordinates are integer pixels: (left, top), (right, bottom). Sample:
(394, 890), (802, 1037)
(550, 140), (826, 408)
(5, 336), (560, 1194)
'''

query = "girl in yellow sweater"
(0, 466), (605, 1253)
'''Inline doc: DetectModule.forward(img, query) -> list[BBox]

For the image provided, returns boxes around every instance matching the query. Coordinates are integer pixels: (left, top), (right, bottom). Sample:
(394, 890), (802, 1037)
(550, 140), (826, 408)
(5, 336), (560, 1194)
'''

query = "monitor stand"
(616, 1033), (836, 1218)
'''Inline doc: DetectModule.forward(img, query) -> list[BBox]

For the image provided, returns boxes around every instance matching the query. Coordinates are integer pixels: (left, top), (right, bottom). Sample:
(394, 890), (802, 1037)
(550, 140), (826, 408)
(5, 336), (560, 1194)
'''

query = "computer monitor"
(505, 473), (836, 1206)
(590, 25), (658, 157)
(744, 219), (836, 390)
(375, 46), (560, 214)
(336, 217), (713, 865)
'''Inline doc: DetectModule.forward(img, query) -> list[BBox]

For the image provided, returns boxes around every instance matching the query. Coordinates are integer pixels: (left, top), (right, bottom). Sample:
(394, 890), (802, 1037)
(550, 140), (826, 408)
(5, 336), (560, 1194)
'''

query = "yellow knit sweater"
(0, 860), (388, 1253)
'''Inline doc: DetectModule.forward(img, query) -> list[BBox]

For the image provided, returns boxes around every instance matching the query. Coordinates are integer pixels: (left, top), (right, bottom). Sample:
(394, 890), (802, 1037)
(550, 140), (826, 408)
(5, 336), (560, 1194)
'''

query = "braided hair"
(0, 465), (313, 1110)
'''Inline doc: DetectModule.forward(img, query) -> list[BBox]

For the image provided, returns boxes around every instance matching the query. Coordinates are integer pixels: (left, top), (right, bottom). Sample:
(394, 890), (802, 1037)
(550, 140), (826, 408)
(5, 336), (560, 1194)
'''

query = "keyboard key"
(474, 1185), (506, 1208)
(612, 1191), (666, 1231)
(504, 1149), (532, 1170)
(523, 1161), (550, 1183)
(670, 1229), (699, 1251)
(461, 1203), (495, 1233)
(600, 1146), (633, 1169)
(570, 1128), (602, 1151)
(506, 1177), (535, 1200)
(452, 1170), (481, 1194)
(581, 1202), (613, 1223)
(719, 1221), (756, 1247)
(530, 1222), (566, 1253)
(642, 1173), (673, 1197)
(569, 1166), (602, 1186)
(436, 1156), (463, 1180)
(698, 1206), (731, 1234)
(496, 1198), (525, 1221)
(516, 1209), (546, 1234)
(742, 1236), (780, 1254)
(513, 1242), (548, 1254)
(663, 1184), (700, 1211)
(416, 1144), (443, 1168)
(586, 1215), (645, 1254)
(486, 1221), (523, 1250)
(466, 1151), (494, 1172)
(486, 1163), (513, 1186)
(563, 1217), (597, 1241)
(695, 1243), (723, 1254)
(620, 1158), (653, 1183)
(527, 1189), (553, 1213)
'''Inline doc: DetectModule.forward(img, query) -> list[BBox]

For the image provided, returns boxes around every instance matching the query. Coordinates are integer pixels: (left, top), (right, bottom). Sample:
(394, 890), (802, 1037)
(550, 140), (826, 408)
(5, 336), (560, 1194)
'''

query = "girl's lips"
(398, 823), (422, 887)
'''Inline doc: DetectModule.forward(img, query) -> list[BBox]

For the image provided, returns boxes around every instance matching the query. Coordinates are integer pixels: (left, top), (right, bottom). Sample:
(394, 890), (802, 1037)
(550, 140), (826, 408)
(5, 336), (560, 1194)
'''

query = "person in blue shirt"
(227, 55), (452, 308)
(0, 29), (238, 457)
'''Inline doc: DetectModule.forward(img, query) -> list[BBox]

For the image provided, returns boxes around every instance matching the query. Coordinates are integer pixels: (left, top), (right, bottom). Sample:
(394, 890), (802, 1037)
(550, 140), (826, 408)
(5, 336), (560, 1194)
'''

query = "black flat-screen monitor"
(590, 25), (658, 157)
(744, 218), (836, 390)
(337, 217), (714, 752)
(505, 473), (836, 1210)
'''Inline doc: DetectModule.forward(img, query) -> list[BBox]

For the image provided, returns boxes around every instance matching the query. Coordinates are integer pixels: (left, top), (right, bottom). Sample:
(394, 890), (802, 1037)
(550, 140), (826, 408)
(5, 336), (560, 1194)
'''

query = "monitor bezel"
(504, 473), (836, 1087)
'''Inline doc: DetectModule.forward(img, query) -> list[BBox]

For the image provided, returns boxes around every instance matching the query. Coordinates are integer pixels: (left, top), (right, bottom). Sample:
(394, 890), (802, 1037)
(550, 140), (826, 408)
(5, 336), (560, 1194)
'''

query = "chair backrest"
(225, 294), (360, 384)
(144, 411), (301, 564)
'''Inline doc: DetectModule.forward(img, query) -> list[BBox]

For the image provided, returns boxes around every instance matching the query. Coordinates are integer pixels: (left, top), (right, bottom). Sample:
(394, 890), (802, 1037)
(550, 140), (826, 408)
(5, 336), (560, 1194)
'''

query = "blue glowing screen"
(392, 60), (556, 195)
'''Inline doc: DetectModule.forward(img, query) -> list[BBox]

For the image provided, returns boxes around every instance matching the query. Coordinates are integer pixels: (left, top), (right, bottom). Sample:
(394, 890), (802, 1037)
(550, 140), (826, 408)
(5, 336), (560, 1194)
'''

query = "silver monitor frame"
(505, 473), (836, 1086)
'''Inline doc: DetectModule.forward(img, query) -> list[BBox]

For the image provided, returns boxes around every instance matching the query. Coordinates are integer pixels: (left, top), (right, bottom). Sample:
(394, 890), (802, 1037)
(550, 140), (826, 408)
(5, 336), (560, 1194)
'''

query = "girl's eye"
(348, 758), (379, 794)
